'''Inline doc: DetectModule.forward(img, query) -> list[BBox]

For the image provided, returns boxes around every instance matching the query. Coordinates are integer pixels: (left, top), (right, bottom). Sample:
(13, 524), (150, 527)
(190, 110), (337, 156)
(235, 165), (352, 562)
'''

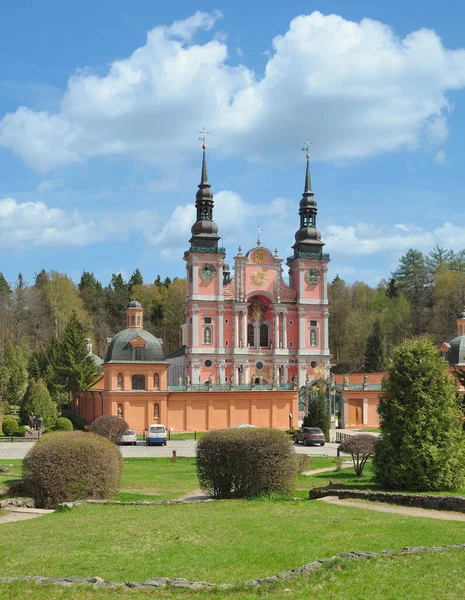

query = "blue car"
(146, 424), (167, 446)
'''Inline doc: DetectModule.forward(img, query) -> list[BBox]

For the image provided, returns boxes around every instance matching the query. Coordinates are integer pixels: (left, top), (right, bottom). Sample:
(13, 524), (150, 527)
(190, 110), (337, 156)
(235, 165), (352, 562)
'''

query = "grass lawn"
(0, 459), (22, 489)
(0, 549), (464, 599)
(1, 500), (465, 584)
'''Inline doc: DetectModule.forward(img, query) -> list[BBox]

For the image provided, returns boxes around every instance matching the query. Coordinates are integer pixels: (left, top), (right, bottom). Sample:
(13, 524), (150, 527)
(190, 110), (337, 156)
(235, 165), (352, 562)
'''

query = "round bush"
(2, 418), (19, 436)
(2, 401), (11, 415)
(55, 417), (73, 431)
(196, 428), (298, 499)
(90, 415), (129, 444)
(14, 425), (26, 437)
(22, 431), (123, 508)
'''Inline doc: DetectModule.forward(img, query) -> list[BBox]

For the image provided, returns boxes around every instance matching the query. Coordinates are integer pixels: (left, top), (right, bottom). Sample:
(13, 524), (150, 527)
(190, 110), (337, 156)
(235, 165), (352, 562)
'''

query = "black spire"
(189, 145), (220, 252)
(292, 153), (323, 258)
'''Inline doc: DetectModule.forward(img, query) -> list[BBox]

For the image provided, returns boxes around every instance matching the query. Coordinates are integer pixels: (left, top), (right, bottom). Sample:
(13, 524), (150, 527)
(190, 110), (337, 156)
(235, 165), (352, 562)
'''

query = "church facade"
(168, 144), (331, 390)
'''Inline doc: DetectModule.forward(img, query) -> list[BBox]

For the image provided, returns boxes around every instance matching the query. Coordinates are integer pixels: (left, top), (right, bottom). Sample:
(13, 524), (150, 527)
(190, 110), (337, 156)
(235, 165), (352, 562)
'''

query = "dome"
(88, 352), (104, 371)
(445, 335), (465, 366)
(294, 225), (321, 243)
(191, 219), (219, 236)
(105, 328), (165, 363)
(127, 300), (142, 309)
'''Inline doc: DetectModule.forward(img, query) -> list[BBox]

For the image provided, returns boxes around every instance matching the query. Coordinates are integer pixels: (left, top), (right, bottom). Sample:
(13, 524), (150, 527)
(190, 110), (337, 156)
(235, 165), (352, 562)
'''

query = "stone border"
(309, 488), (465, 512)
(58, 498), (216, 508)
(0, 544), (464, 589)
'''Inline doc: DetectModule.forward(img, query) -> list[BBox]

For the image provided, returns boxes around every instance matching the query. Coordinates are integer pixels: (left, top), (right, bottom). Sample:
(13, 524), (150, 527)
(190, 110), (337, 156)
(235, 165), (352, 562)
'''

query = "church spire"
(292, 140), (323, 258)
(189, 129), (220, 252)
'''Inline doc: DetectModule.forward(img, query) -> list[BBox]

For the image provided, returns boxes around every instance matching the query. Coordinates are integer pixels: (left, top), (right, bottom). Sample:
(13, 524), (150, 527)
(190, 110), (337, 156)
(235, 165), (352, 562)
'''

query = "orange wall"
(77, 389), (298, 433)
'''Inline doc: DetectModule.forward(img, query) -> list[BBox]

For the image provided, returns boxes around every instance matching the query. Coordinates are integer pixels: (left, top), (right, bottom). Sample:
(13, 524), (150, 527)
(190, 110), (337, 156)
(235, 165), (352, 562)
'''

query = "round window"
(204, 359), (213, 368)
(310, 361), (318, 368)
(256, 361), (264, 370)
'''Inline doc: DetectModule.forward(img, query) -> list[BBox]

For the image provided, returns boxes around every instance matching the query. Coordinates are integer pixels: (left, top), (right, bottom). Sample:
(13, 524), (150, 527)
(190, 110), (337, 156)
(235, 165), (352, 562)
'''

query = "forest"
(1, 244), (465, 413)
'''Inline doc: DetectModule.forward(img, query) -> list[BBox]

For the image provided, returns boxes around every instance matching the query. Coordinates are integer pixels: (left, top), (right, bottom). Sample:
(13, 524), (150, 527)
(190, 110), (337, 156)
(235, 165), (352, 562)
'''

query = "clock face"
(200, 263), (217, 282)
(305, 268), (321, 285)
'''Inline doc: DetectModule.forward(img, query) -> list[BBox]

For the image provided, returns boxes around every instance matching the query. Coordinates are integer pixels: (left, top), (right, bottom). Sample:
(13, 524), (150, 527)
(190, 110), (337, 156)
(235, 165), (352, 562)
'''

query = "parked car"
(146, 424), (167, 446)
(293, 427), (325, 446)
(119, 429), (137, 445)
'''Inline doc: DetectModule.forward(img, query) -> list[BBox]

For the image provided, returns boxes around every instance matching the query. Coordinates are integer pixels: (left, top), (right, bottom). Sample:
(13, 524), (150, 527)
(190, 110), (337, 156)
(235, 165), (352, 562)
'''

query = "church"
(75, 141), (331, 432)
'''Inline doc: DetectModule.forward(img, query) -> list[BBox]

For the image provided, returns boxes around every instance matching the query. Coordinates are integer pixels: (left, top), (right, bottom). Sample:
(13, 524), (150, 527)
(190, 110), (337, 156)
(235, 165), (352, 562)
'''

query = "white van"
(146, 424), (167, 446)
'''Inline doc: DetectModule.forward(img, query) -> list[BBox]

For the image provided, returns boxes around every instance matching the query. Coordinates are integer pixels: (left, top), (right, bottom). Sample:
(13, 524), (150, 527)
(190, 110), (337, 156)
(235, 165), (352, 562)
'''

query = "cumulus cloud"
(0, 197), (158, 250)
(1, 11), (464, 171)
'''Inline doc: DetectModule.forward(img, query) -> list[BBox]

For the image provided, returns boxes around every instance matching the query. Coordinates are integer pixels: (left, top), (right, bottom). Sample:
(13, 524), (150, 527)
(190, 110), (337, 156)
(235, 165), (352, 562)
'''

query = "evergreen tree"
(386, 278), (398, 299)
(0, 342), (29, 405)
(55, 312), (98, 400)
(20, 379), (57, 426)
(302, 382), (330, 440)
(363, 319), (386, 372)
(373, 337), (465, 491)
(128, 268), (143, 289)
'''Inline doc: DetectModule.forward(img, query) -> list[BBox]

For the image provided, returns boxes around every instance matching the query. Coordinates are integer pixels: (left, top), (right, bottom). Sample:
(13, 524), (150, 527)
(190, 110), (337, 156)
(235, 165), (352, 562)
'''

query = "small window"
(256, 361), (264, 370)
(247, 323), (255, 346)
(132, 374), (145, 390)
(204, 316), (212, 324)
(225, 376), (228, 382)
(225, 319), (228, 324)
(154, 403), (160, 419)
(225, 340), (229, 346)
(190, 317), (192, 324)
(137, 315), (141, 326)
(259, 323), (268, 347)
(289, 320), (293, 325)
(203, 327), (212, 344)
(205, 359), (213, 368)
(311, 361), (318, 368)
(290, 341), (293, 348)
(133, 346), (145, 361)
(131, 315), (135, 326)
(310, 320), (317, 327)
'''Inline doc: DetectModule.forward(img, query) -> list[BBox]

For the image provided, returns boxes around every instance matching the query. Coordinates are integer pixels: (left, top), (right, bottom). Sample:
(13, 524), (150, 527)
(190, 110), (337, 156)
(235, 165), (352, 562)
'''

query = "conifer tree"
(0, 342), (28, 405)
(55, 312), (98, 400)
(363, 319), (386, 372)
(302, 382), (330, 439)
(20, 379), (57, 426)
(373, 337), (465, 491)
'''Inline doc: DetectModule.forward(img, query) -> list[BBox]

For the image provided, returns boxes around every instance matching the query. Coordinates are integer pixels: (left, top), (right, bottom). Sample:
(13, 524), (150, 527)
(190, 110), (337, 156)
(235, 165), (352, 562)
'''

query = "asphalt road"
(0, 439), (340, 460)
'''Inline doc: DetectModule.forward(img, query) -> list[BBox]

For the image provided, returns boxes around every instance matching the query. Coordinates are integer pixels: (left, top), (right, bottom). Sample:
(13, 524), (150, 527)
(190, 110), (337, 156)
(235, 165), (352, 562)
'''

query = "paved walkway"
(0, 506), (54, 524)
(319, 496), (465, 521)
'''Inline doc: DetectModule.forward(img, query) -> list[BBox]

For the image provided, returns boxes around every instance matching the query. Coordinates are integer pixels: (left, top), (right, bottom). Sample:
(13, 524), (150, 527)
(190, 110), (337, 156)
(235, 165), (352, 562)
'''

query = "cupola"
(126, 300), (144, 329)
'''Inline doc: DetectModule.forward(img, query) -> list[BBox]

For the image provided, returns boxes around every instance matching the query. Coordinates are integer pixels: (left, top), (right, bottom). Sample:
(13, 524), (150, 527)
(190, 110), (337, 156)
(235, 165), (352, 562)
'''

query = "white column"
(323, 309), (329, 354)
(282, 313), (287, 349)
(192, 261), (199, 295)
(241, 312), (247, 348)
(254, 321), (260, 349)
(274, 312), (280, 349)
(192, 310), (199, 348)
(284, 366), (289, 383)
(298, 311), (306, 351)
(234, 365), (240, 385)
(218, 362), (226, 385)
(192, 363), (200, 385)
(244, 363), (250, 384)
(234, 311), (239, 349)
(322, 266), (328, 303)
(298, 365), (306, 388)
(363, 397), (369, 425)
(217, 309), (224, 349)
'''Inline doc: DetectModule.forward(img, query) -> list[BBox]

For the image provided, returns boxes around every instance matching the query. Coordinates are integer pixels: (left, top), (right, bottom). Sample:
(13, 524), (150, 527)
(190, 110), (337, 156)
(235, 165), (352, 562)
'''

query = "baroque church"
(167, 142), (330, 389)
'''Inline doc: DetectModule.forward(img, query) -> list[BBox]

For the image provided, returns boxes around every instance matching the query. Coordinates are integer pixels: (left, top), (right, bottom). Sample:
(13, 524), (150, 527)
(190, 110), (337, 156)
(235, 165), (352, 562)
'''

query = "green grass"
(0, 459), (22, 491)
(0, 549), (464, 599)
(1, 500), (465, 584)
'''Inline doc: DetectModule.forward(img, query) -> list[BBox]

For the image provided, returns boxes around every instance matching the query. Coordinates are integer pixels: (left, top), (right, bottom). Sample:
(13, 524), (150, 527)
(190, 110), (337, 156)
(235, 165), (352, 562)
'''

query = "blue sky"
(1, 0), (465, 286)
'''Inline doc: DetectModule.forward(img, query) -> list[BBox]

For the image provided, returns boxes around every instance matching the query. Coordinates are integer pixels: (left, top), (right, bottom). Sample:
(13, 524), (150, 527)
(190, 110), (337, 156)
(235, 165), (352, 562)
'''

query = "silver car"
(119, 429), (137, 445)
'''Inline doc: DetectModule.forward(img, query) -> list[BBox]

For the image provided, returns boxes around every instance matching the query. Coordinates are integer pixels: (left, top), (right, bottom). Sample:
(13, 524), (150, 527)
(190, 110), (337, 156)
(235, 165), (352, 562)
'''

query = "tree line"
(329, 245), (465, 372)
(0, 269), (186, 414)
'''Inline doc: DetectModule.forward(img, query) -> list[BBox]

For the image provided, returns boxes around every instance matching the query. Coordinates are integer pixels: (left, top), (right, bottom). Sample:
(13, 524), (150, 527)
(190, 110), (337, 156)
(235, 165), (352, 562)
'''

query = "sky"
(2, 0), (465, 287)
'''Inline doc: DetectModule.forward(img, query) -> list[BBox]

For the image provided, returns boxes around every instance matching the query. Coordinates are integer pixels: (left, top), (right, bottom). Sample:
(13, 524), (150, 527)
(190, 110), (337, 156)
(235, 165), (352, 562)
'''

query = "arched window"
(154, 403), (160, 419)
(117, 373), (123, 389)
(137, 315), (141, 326)
(260, 324), (268, 347)
(310, 329), (318, 346)
(132, 374), (146, 390)
(247, 323), (255, 346)
(154, 373), (160, 389)
(203, 327), (212, 344)
(131, 315), (135, 326)
(133, 346), (145, 361)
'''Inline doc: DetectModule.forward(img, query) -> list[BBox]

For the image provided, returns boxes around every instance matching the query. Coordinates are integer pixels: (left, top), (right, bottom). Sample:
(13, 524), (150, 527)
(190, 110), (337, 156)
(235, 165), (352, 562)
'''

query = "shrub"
(90, 415), (129, 444)
(296, 454), (311, 474)
(2, 401), (11, 415)
(2, 418), (18, 436)
(338, 434), (376, 476)
(196, 428), (298, 499)
(22, 431), (123, 508)
(373, 337), (465, 491)
(20, 379), (56, 427)
(14, 425), (26, 437)
(55, 417), (73, 431)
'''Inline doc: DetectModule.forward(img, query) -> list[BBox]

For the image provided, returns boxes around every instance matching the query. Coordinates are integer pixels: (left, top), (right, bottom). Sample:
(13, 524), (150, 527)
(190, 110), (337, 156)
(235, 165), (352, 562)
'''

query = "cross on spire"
(199, 128), (209, 149)
(302, 138), (312, 159)
(256, 225), (262, 247)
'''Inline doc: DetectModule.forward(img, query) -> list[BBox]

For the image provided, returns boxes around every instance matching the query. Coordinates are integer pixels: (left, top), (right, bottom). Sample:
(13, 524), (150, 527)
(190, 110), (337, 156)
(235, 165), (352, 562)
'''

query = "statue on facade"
(208, 374), (213, 388)
(343, 375), (349, 389)
(272, 373), (277, 389)
(178, 376), (182, 385)
(305, 372), (311, 386)
(329, 372), (335, 387)
(291, 374), (297, 388)
(363, 374), (368, 389)
(186, 374), (191, 389)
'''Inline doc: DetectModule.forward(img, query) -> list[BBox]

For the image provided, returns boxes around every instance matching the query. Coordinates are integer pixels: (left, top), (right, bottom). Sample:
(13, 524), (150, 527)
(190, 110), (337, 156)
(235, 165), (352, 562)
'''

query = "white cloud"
(0, 197), (158, 250)
(1, 11), (464, 171)
(434, 149), (447, 165)
(37, 178), (64, 192)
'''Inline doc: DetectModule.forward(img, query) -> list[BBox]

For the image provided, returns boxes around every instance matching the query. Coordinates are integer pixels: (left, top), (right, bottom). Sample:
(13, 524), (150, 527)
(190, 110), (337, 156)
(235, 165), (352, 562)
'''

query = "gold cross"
(302, 139), (312, 159)
(199, 128), (209, 148)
